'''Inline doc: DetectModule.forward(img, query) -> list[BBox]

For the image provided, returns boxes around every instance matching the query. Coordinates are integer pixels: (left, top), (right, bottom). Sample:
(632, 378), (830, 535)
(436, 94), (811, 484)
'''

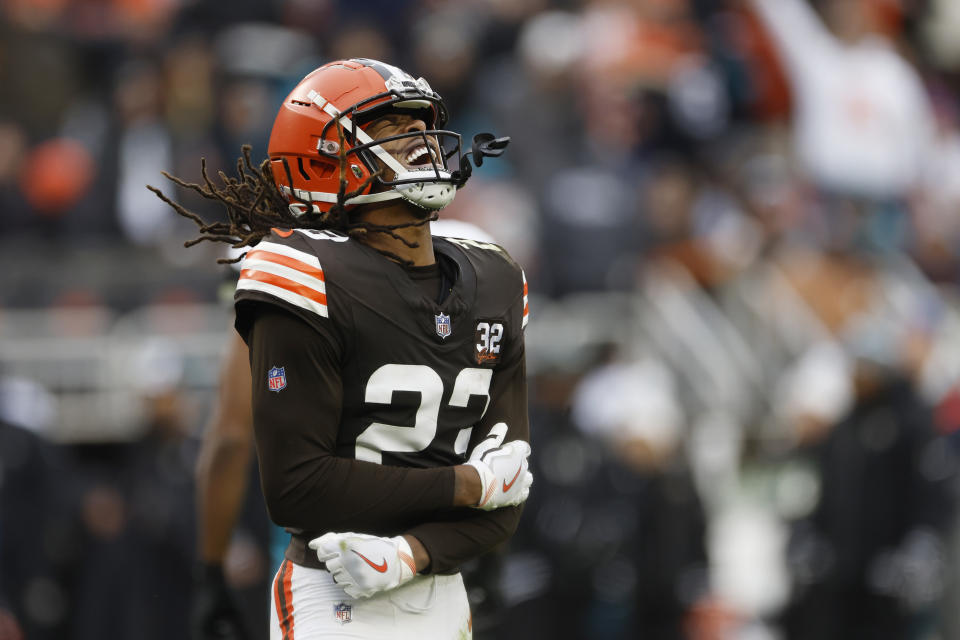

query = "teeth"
(405, 146), (427, 164)
(404, 145), (437, 165)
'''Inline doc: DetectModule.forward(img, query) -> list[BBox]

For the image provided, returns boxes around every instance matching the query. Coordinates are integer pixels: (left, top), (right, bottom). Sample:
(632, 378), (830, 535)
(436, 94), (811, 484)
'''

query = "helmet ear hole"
(309, 159), (336, 180)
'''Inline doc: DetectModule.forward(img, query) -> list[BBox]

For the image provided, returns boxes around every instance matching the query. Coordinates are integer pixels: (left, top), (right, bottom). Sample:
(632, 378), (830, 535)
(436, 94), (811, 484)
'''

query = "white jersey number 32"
(356, 364), (492, 463)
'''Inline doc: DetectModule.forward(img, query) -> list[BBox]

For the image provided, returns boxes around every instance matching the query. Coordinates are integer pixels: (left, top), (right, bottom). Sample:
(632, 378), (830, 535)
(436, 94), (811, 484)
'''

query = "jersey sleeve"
(234, 230), (344, 351)
(405, 266), (531, 574)
(248, 304), (456, 535)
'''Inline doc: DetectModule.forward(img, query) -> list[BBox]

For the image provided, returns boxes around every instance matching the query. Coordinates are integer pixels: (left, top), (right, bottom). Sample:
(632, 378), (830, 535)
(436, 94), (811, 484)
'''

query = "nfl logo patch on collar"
(334, 602), (352, 624)
(435, 312), (451, 339)
(268, 366), (287, 392)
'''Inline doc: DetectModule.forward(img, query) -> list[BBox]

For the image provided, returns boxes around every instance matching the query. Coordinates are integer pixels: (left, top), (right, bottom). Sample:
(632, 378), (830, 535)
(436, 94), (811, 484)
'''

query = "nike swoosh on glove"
(308, 532), (417, 599)
(466, 439), (533, 511)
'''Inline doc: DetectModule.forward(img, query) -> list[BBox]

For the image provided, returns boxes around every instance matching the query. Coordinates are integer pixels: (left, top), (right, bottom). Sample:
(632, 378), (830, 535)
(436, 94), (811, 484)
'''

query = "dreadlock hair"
(146, 121), (438, 266)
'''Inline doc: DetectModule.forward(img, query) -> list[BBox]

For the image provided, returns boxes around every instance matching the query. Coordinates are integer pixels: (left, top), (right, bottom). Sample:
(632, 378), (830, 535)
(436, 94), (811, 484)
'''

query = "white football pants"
(269, 559), (472, 639)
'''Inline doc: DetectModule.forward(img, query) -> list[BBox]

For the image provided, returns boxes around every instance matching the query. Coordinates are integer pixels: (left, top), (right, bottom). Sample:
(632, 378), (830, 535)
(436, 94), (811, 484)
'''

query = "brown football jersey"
(234, 228), (529, 573)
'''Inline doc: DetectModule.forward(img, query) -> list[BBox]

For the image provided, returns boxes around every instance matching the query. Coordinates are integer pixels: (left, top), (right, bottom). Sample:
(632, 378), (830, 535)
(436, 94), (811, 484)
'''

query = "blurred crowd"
(3, 0), (960, 638)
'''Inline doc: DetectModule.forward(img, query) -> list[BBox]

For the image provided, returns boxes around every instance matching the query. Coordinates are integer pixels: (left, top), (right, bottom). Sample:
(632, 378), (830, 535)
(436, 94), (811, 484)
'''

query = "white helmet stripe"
(368, 59), (408, 82)
(307, 90), (407, 176)
(282, 185), (401, 205)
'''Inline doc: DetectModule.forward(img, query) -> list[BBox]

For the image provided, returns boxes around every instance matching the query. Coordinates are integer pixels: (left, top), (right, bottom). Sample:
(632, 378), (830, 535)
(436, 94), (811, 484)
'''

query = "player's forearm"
(196, 434), (253, 563)
(404, 505), (524, 574)
(402, 534), (432, 573)
(259, 453), (456, 534)
(259, 445), (482, 531)
(453, 464), (482, 507)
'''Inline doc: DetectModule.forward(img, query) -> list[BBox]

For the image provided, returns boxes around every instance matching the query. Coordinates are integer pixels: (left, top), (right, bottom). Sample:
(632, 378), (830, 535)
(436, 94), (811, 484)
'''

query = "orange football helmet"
(269, 58), (468, 215)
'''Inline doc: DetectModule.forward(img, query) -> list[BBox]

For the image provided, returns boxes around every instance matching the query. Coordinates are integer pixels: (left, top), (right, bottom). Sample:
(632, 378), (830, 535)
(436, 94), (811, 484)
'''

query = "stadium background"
(2, 0), (960, 638)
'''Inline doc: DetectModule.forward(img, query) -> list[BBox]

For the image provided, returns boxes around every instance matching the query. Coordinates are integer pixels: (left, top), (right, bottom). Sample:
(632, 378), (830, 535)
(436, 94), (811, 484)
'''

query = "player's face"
(364, 113), (444, 182)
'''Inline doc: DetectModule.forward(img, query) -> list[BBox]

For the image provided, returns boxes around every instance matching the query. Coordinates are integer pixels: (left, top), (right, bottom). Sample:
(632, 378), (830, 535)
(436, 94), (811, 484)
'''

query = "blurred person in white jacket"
(749, 0), (935, 202)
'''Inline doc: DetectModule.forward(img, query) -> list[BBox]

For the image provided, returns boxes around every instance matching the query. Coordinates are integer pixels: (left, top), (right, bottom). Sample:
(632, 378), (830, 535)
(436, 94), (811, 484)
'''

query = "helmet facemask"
(276, 80), (464, 216)
(268, 58), (508, 220)
(324, 107), (464, 212)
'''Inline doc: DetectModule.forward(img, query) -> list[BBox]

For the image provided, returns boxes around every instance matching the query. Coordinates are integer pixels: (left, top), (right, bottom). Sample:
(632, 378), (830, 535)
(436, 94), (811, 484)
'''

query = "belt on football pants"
(286, 533), (328, 571)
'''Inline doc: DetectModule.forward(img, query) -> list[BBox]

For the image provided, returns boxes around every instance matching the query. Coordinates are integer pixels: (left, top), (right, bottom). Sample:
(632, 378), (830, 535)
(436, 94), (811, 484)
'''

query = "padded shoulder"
(436, 236), (529, 329)
(235, 228), (335, 319)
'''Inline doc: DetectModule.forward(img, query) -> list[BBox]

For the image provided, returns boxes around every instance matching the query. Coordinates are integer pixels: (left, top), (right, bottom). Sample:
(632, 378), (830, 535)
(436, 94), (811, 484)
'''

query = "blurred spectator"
(773, 340), (853, 448)
(212, 22), (317, 82)
(920, 0), (960, 72)
(67, 339), (199, 639)
(410, 5), (488, 117)
(19, 138), (95, 222)
(748, 0), (935, 201)
(113, 58), (179, 245)
(0, 121), (31, 234)
(539, 165), (640, 295)
(0, 376), (58, 438)
(0, 417), (71, 639)
(912, 83), (960, 283)
(780, 320), (957, 639)
(504, 355), (721, 639)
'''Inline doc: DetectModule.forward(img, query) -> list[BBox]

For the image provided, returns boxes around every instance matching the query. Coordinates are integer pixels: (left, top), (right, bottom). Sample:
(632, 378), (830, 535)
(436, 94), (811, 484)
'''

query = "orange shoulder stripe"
(245, 249), (325, 281)
(240, 269), (328, 306)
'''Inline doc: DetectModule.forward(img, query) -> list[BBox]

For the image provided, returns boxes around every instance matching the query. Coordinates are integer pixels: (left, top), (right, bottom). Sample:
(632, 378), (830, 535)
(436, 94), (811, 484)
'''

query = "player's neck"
(355, 202), (435, 266)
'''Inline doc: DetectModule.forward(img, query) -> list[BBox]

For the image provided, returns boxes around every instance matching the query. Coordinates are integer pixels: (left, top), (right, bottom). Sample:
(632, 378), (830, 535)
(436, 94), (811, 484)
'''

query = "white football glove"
(465, 439), (533, 511)
(308, 532), (418, 599)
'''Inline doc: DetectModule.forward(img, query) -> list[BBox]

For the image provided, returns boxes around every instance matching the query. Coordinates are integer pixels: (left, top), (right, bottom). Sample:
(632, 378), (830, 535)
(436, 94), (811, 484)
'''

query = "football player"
(191, 218), (505, 640)
(191, 329), (258, 640)
(152, 58), (531, 639)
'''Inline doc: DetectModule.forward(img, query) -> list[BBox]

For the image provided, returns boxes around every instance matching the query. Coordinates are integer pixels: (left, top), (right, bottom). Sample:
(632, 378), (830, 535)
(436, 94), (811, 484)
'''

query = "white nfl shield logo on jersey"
(334, 602), (352, 624)
(435, 312), (451, 339)
(267, 366), (286, 392)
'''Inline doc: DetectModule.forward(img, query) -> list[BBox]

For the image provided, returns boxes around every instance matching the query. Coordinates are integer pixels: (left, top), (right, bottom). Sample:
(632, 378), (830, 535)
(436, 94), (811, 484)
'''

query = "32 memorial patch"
(474, 320), (505, 365)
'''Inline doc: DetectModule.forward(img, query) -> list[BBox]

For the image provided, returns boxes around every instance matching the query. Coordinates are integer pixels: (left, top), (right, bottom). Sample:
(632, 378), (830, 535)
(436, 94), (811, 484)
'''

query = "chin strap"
(451, 133), (511, 187)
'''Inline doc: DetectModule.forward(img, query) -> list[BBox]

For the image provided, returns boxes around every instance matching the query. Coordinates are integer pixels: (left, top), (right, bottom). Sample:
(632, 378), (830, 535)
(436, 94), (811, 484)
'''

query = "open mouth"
(402, 143), (442, 170)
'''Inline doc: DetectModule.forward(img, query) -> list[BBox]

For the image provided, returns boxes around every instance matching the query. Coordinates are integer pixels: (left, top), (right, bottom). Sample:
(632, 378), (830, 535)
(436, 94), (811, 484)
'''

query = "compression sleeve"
(247, 305), (455, 534)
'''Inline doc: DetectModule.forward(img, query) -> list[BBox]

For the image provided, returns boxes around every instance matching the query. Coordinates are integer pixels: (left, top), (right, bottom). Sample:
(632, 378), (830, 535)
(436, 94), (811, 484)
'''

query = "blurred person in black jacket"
(66, 338), (200, 640)
(0, 418), (63, 640)
(503, 358), (724, 640)
(781, 318), (957, 640)
(0, 377), (74, 640)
